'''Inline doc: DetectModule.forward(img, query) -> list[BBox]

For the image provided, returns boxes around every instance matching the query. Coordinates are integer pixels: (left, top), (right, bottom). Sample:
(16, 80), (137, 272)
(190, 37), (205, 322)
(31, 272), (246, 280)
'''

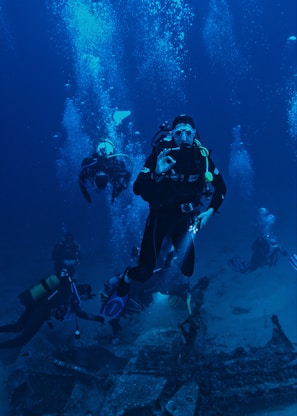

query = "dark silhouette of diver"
(229, 208), (287, 273)
(79, 139), (132, 203)
(0, 269), (102, 349)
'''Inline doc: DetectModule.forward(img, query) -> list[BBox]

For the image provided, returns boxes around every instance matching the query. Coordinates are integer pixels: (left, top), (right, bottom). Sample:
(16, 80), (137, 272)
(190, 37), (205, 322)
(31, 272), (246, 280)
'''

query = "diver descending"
(100, 114), (227, 322)
(229, 207), (287, 273)
(78, 139), (132, 203)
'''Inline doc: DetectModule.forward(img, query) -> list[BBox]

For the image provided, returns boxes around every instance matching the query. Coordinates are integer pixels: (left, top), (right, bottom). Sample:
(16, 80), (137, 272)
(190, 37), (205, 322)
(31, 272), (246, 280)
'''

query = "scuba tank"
(18, 274), (61, 307)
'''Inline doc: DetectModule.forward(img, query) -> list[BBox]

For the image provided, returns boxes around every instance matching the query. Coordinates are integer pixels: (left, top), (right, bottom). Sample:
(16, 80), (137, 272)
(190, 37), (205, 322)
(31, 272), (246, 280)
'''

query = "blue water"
(0, 0), (296, 294)
(0, 0), (296, 413)
(0, 0), (295, 271)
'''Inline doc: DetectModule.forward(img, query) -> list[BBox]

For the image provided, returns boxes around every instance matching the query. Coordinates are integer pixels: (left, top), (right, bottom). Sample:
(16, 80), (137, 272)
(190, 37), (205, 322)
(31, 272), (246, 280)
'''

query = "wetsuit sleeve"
(207, 157), (227, 212)
(133, 152), (165, 203)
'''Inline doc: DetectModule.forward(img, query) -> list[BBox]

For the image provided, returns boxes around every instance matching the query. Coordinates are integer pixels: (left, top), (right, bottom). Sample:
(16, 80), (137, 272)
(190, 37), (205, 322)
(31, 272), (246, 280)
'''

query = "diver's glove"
(196, 208), (214, 230)
(155, 148), (176, 175)
(189, 208), (214, 234)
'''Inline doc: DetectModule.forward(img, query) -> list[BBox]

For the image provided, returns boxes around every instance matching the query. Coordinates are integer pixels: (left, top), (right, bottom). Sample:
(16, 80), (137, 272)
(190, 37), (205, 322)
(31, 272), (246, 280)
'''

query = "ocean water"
(0, 0), (296, 414)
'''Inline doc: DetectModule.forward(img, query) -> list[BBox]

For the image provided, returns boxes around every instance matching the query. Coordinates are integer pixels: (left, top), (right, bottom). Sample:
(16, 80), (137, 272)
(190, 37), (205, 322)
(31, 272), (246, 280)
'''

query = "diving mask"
(172, 125), (196, 144)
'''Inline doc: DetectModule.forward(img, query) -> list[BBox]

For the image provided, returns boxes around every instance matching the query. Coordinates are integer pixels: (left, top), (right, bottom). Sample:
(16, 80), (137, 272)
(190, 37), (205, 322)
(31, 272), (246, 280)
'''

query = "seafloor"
(0, 214), (296, 415)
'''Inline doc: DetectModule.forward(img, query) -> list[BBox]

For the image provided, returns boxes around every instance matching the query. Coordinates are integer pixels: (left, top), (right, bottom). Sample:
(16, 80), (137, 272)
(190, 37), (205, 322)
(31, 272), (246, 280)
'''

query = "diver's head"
(171, 114), (196, 146)
(97, 139), (115, 157)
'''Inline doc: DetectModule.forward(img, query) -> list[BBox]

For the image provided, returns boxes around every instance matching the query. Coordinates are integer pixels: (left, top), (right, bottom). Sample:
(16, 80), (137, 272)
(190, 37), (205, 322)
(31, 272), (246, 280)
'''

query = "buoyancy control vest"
(151, 124), (214, 185)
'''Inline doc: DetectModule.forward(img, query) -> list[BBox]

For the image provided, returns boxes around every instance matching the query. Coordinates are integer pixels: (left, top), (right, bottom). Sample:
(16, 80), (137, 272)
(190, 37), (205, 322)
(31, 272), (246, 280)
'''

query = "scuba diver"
(100, 114), (226, 323)
(52, 231), (80, 278)
(249, 234), (287, 271)
(229, 207), (287, 273)
(0, 268), (102, 349)
(78, 139), (132, 203)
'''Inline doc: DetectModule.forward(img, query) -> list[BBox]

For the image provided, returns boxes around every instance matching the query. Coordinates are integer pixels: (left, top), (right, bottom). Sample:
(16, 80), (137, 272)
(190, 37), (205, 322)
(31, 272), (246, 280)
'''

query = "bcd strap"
(194, 138), (213, 183)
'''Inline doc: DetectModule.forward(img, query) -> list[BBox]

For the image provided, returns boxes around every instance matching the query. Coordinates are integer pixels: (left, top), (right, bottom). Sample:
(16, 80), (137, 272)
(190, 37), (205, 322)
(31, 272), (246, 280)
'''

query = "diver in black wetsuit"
(79, 139), (132, 203)
(0, 269), (102, 349)
(101, 114), (226, 320)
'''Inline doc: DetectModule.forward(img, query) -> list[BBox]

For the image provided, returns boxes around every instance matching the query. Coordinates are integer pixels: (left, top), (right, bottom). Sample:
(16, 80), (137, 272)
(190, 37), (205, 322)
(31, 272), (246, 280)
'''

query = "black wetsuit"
(78, 152), (131, 203)
(127, 140), (226, 283)
(0, 278), (100, 349)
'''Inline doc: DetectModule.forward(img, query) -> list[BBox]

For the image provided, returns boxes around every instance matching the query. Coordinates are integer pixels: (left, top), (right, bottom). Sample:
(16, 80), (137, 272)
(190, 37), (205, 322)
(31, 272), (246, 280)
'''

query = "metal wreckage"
(6, 277), (297, 416)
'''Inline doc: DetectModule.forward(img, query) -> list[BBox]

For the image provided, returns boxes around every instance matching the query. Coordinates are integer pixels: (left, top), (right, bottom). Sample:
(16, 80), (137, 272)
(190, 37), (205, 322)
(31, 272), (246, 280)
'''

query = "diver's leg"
(101, 214), (167, 321)
(172, 217), (195, 277)
(121, 213), (167, 286)
(0, 308), (31, 333)
(0, 304), (48, 349)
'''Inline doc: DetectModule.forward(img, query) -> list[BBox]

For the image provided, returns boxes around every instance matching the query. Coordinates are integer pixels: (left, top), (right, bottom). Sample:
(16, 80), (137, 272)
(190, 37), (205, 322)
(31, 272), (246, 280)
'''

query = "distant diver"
(0, 268), (101, 349)
(79, 139), (132, 203)
(229, 208), (287, 273)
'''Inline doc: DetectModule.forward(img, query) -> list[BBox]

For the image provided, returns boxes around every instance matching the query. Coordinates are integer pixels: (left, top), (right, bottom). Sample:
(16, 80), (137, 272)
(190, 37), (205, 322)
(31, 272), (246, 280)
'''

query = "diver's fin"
(289, 253), (297, 271)
(100, 292), (128, 320)
(113, 110), (131, 126)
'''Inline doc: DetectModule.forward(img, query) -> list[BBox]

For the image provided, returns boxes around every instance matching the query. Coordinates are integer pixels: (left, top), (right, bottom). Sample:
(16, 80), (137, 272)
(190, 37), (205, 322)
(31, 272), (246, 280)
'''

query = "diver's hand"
(196, 208), (214, 230)
(155, 149), (176, 175)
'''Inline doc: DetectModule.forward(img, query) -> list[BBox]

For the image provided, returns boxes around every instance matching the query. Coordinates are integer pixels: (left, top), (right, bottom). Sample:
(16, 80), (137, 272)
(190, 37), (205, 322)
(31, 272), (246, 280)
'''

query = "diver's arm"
(74, 306), (104, 323)
(207, 158), (227, 212)
(195, 158), (227, 230)
(133, 152), (169, 203)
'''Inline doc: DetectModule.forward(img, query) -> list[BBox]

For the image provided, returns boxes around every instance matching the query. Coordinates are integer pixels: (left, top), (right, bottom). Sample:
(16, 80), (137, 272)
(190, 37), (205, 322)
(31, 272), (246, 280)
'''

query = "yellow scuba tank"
(18, 275), (61, 307)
